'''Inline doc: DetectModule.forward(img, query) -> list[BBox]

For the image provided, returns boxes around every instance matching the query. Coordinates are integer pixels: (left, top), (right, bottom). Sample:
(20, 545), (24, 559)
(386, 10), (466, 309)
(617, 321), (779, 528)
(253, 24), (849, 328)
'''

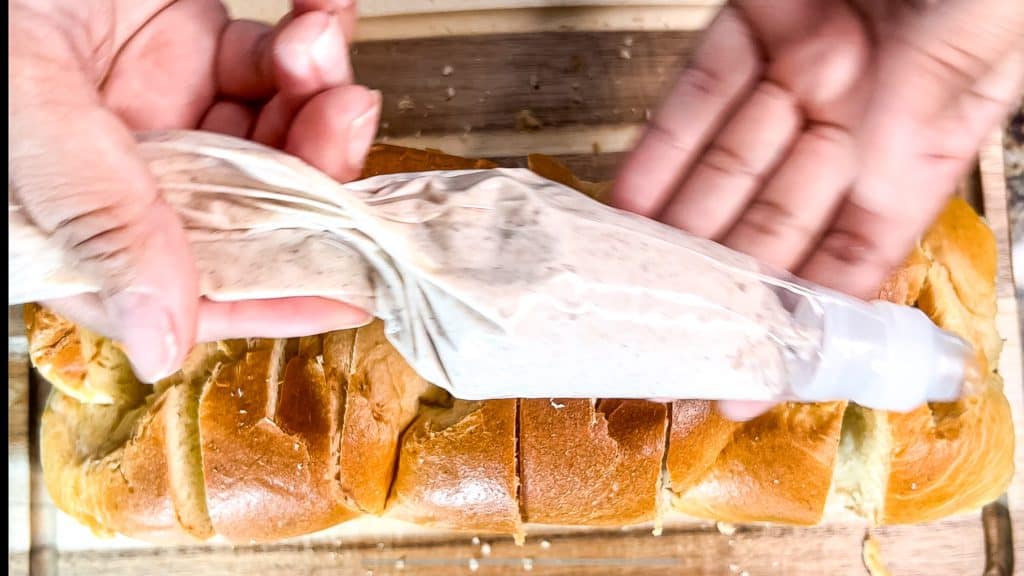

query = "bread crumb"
(239, 409), (247, 415)
(297, 463), (303, 471)
(468, 558), (480, 572)
(716, 521), (737, 535)
(622, 35), (634, 47)
(376, 542), (386, 551)
(471, 536), (481, 545)
(651, 525), (663, 536)
(549, 399), (565, 409)
(480, 542), (491, 556)
(394, 557), (406, 570)
(516, 110), (542, 132)
(619, 47), (632, 60)
(397, 95), (415, 112)
(522, 557), (534, 571)
(539, 539), (551, 549)
(862, 533), (891, 576)
(910, 482), (918, 490)
(442, 64), (454, 76)
(773, 478), (780, 485)
(728, 564), (740, 574)
(445, 87), (456, 100)
(237, 388), (243, 397)
(293, 442), (300, 451)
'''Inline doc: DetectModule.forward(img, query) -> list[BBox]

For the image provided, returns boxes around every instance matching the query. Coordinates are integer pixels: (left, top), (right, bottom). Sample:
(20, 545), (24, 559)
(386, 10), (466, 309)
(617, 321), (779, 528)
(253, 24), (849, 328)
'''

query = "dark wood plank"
(353, 31), (695, 139)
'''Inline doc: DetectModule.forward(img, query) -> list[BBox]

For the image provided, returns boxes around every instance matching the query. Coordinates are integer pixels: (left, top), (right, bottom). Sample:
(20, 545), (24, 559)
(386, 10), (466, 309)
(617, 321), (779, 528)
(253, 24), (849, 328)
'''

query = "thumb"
(12, 52), (197, 382)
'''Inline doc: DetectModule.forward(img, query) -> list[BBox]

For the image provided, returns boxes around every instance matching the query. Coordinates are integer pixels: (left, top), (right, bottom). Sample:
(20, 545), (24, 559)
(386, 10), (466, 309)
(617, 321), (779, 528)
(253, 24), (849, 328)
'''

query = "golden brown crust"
(333, 321), (436, 514)
(199, 338), (360, 542)
(526, 154), (611, 202)
(42, 390), (187, 541)
(25, 305), (112, 404)
(519, 399), (667, 526)
(882, 376), (1013, 524)
(874, 197), (1013, 524)
(671, 402), (847, 525)
(361, 144), (498, 177)
(388, 399), (521, 534)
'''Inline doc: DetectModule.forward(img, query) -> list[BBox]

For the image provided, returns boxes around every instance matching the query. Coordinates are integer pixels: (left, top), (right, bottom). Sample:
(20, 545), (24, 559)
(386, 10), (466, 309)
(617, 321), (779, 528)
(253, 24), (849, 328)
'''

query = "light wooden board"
(9, 3), (1023, 575)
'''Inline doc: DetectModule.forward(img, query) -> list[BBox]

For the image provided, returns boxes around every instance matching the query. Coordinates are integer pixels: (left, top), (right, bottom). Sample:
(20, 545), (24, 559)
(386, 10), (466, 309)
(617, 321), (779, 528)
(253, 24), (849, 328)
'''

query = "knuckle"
(818, 228), (906, 272)
(740, 198), (815, 240)
(701, 141), (759, 178)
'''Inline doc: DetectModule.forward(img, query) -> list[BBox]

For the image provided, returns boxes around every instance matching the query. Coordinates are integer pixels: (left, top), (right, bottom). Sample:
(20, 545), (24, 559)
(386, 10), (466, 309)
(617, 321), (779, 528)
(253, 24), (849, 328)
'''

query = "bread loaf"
(25, 145), (1014, 543)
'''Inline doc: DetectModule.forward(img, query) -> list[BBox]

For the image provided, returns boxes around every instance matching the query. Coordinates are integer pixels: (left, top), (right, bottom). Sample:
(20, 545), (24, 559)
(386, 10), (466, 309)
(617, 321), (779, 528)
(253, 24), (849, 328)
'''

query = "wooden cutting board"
(8, 2), (1023, 574)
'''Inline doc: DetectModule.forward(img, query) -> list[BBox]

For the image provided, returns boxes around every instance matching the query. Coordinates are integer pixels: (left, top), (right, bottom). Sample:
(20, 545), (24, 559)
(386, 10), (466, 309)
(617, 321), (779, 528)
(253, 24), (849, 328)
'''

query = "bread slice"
(668, 401), (846, 525)
(199, 337), (362, 542)
(39, 327), (221, 542)
(332, 321), (438, 514)
(387, 398), (521, 535)
(519, 399), (667, 526)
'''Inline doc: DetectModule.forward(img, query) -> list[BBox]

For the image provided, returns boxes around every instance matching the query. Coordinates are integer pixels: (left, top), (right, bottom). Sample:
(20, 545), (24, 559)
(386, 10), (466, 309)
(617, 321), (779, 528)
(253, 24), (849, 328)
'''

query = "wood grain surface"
(8, 2), (1022, 575)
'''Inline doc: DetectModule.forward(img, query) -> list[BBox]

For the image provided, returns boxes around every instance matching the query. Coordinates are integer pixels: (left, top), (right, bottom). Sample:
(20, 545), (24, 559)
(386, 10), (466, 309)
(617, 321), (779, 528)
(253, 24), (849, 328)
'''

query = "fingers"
(716, 400), (776, 422)
(249, 10), (354, 148)
(722, 125), (855, 270)
(12, 92), (198, 381)
(200, 101), (256, 137)
(196, 297), (371, 342)
(284, 85), (382, 181)
(659, 81), (801, 238)
(798, 201), (927, 299)
(273, 9), (353, 97)
(217, 19), (278, 100)
(855, 2), (1024, 208)
(610, 7), (762, 216)
(293, 0), (358, 41)
(878, 0), (1024, 119)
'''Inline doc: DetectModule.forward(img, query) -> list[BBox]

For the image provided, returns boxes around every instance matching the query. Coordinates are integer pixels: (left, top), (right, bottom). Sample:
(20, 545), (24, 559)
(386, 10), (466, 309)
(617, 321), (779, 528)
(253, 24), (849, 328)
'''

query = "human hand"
(11, 0), (378, 382)
(612, 0), (1024, 420)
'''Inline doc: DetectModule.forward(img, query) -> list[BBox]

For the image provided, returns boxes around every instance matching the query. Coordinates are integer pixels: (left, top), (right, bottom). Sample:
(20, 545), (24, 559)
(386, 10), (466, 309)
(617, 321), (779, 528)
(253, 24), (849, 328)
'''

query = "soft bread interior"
(824, 405), (892, 523)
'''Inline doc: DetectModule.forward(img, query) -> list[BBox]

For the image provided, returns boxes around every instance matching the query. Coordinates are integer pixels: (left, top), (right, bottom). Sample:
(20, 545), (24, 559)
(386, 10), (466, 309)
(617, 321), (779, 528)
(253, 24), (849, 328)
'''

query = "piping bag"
(9, 130), (981, 411)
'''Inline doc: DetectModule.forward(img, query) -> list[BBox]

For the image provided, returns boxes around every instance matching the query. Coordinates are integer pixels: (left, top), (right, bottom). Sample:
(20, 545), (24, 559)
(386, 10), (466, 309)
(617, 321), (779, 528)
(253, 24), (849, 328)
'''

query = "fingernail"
(105, 289), (180, 383)
(310, 14), (350, 85)
(347, 90), (382, 172)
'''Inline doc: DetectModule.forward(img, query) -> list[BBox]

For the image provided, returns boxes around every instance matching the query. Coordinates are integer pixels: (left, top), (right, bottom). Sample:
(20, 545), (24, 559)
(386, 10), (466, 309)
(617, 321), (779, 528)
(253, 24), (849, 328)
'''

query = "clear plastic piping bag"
(9, 130), (980, 411)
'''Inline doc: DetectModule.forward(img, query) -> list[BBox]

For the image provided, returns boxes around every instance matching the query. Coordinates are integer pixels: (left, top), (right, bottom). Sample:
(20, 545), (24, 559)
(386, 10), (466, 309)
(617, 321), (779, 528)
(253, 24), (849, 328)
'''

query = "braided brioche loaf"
(26, 145), (1013, 543)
